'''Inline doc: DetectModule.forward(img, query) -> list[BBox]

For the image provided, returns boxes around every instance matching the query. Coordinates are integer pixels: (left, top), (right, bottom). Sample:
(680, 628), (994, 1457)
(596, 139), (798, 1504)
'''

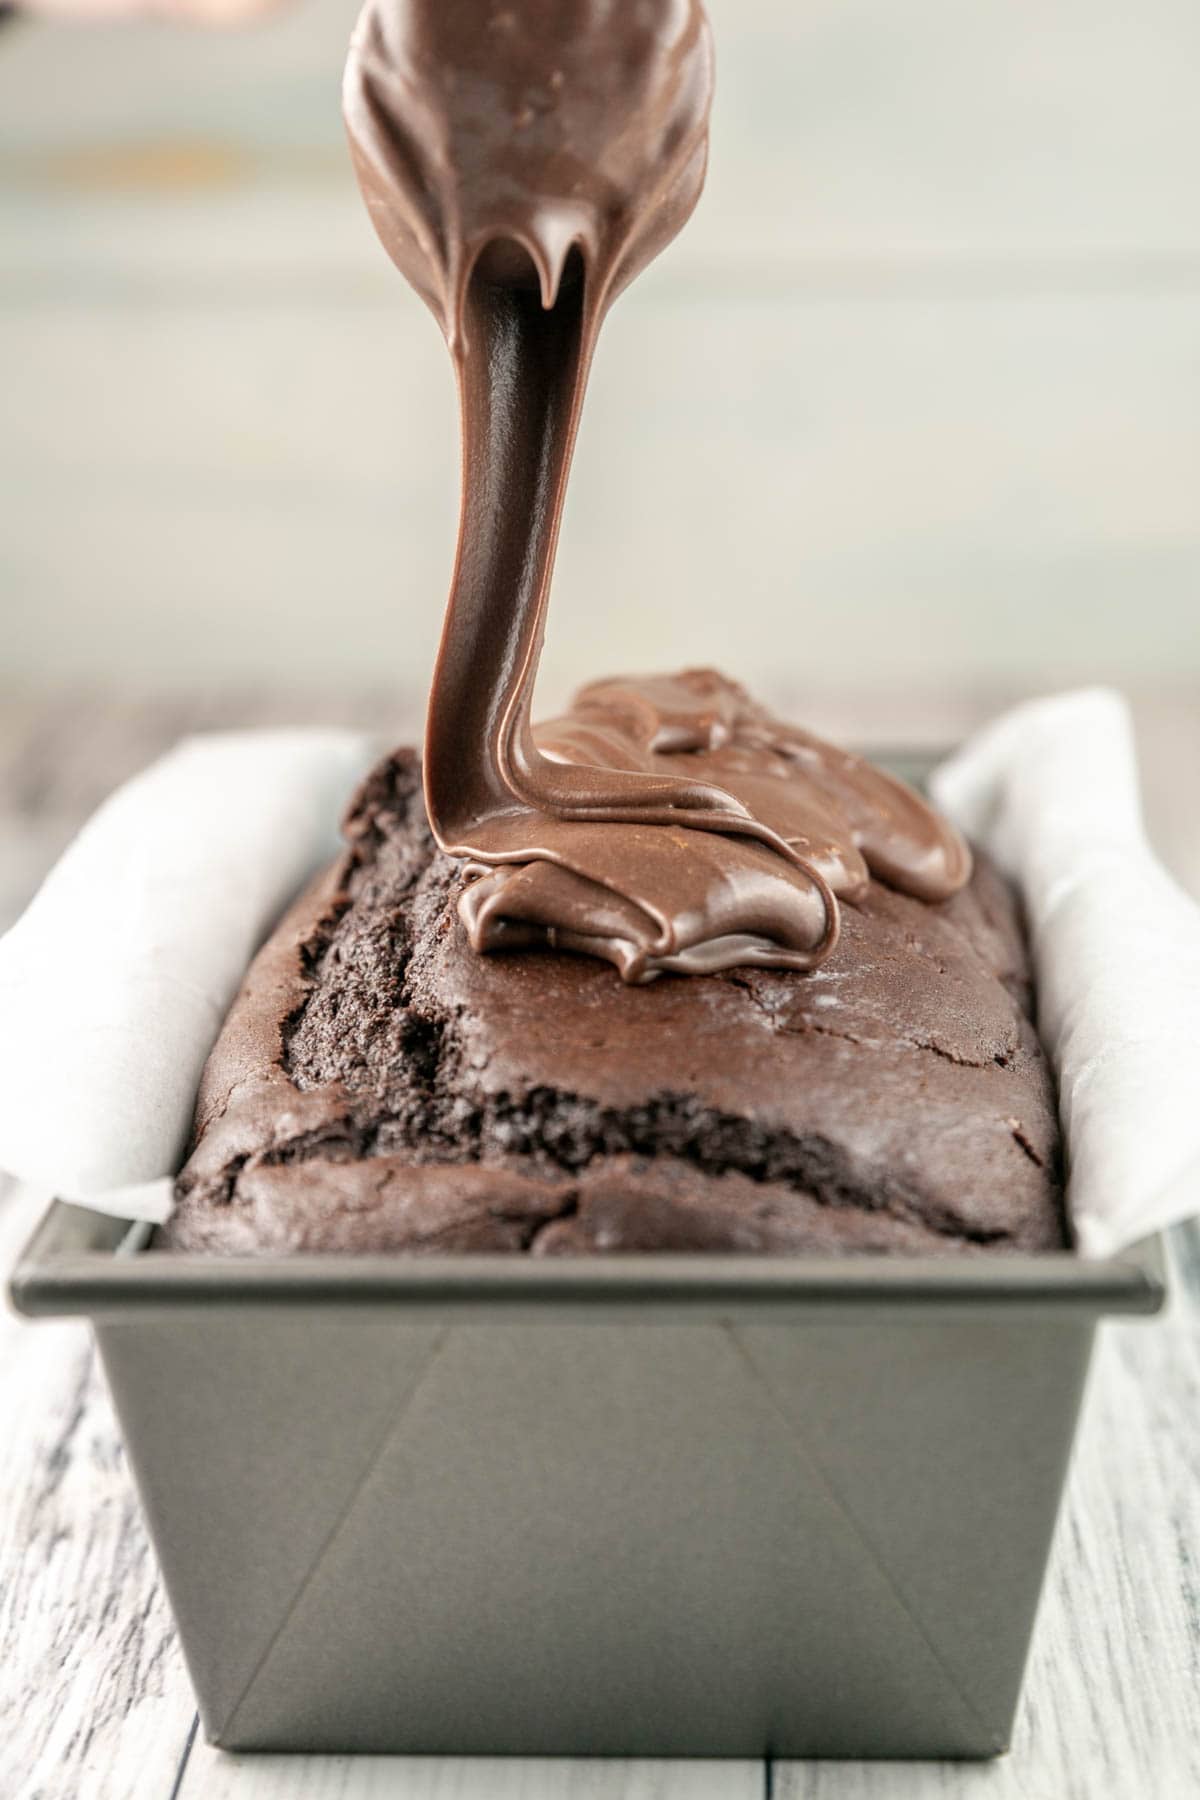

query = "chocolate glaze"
(343, 0), (970, 982)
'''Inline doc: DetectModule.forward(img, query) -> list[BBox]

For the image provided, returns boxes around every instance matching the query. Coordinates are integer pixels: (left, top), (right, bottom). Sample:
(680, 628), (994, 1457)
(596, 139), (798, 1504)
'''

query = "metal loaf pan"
(10, 1200), (1164, 1759)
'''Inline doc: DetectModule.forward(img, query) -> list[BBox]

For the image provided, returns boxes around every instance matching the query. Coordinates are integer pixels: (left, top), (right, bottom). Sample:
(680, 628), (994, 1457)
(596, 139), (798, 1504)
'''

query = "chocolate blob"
(344, 0), (970, 982)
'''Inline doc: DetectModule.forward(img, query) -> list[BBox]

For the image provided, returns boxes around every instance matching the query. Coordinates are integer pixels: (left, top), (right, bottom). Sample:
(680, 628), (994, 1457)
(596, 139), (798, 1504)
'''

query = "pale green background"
(1, 0), (1198, 709)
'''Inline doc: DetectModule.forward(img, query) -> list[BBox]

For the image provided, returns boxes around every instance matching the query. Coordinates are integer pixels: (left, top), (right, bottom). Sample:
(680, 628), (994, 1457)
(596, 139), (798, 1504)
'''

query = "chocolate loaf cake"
(166, 749), (1066, 1257)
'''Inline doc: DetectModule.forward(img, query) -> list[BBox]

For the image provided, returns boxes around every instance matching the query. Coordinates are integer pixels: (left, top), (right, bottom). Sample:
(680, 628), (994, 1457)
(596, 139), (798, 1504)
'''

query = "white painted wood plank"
(776, 1319), (1200, 1800)
(5, 191), (1199, 308)
(702, 0), (1200, 262)
(2, 1), (1199, 261)
(179, 1749), (763, 1800)
(0, 1181), (196, 1800)
(3, 293), (1198, 698)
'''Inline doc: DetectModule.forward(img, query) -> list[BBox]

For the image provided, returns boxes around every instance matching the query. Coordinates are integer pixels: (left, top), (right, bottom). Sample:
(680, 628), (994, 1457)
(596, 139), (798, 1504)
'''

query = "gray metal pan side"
(9, 1201), (1166, 1757)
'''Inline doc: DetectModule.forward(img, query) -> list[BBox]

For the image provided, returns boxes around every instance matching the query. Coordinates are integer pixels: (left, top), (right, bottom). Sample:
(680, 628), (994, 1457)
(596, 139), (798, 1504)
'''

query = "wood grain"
(0, 1180), (196, 1800)
(178, 1750), (764, 1800)
(1, 697), (1197, 1800)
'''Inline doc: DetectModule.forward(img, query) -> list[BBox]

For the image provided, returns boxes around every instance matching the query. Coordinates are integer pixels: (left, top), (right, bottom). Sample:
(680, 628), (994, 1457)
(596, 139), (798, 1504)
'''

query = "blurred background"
(1, 0), (1197, 917)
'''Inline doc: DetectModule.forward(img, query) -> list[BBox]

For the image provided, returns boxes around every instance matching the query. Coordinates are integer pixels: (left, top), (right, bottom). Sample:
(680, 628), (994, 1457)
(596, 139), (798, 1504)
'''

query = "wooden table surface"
(2, 692), (1198, 1800)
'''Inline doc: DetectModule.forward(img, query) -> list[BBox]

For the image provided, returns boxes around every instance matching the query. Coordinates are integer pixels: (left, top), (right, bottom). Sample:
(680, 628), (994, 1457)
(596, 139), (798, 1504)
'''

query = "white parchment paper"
(0, 730), (374, 1222)
(0, 696), (1196, 1255)
(932, 689), (1200, 1258)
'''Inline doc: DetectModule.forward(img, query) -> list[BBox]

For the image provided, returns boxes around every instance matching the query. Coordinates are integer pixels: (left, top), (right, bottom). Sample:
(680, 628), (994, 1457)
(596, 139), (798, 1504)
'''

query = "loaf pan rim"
(8, 1197), (1166, 1319)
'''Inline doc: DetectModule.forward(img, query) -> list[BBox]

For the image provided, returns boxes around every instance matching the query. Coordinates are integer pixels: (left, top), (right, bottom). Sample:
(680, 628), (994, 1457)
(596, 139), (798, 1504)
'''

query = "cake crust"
(165, 750), (1066, 1256)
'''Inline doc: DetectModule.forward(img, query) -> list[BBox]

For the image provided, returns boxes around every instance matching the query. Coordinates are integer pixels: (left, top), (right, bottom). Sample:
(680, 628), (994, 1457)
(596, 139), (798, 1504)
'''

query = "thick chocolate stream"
(344, 0), (970, 982)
